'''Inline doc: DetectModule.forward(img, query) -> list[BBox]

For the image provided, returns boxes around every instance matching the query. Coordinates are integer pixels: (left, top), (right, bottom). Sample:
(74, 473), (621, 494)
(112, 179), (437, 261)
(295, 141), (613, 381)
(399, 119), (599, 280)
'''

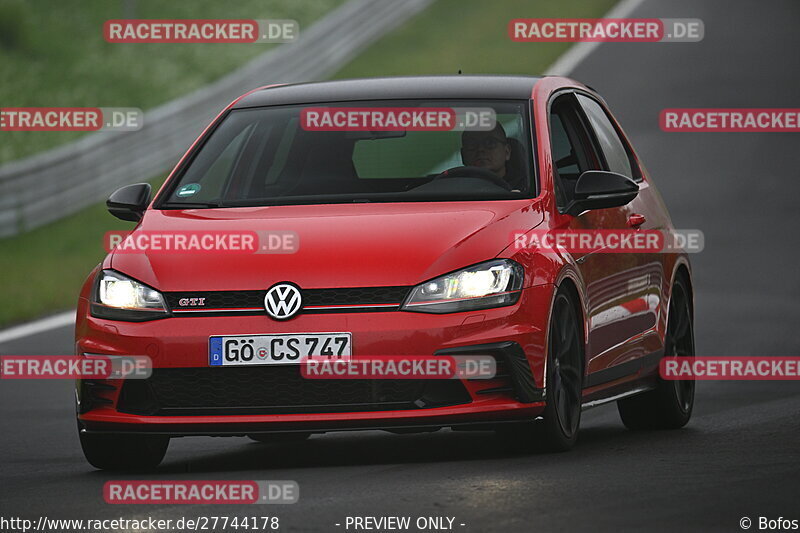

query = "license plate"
(209, 333), (351, 366)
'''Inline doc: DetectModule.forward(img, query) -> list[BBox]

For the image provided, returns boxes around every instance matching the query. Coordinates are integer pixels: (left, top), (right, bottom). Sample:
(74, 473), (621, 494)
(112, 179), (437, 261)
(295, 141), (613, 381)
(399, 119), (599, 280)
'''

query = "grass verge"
(0, 0), (343, 164)
(332, 0), (617, 79)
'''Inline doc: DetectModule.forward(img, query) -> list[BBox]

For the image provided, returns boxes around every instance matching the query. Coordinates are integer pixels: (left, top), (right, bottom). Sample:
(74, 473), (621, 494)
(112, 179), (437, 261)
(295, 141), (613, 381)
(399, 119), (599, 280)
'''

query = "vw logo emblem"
(264, 283), (302, 320)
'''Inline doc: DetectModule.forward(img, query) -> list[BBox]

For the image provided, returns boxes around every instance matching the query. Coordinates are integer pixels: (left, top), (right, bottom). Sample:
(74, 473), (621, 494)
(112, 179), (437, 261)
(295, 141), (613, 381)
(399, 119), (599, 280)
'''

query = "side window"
(576, 95), (639, 181)
(549, 94), (602, 209)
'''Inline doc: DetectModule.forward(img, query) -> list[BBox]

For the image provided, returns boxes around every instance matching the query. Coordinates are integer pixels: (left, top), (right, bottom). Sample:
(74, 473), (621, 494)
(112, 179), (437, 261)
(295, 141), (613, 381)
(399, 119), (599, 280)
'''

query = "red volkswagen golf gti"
(75, 76), (695, 470)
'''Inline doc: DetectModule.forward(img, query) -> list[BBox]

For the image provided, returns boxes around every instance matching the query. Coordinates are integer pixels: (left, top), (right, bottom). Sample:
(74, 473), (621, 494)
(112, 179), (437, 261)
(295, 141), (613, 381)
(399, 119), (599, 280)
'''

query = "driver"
(460, 123), (522, 190)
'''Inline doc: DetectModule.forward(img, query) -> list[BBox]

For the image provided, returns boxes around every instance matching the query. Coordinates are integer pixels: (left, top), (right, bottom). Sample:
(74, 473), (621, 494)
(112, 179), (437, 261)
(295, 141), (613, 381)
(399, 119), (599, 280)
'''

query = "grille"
(77, 380), (116, 414)
(304, 286), (410, 306)
(117, 366), (471, 416)
(165, 286), (410, 313)
(473, 358), (515, 396)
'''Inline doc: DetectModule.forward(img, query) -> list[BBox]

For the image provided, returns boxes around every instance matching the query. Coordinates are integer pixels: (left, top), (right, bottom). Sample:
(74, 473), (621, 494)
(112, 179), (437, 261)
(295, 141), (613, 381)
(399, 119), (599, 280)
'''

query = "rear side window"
(577, 95), (639, 181)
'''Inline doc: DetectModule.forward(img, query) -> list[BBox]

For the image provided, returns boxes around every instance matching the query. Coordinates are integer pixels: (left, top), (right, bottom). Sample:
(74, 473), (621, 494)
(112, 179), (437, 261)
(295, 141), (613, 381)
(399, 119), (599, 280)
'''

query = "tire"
(79, 429), (169, 471)
(539, 290), (584, 450)
(617, 274), (695, 430)
(496, 288), (584, 452)
(248, 433), (312, 443)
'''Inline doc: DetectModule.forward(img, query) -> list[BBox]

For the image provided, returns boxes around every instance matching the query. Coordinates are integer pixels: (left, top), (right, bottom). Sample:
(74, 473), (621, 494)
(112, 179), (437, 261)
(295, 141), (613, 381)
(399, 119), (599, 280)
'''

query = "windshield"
(158, 99), (535, 208)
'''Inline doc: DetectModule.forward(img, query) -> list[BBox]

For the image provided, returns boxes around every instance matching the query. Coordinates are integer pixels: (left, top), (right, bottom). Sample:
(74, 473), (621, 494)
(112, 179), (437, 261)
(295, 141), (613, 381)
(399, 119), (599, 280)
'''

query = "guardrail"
(0, 0), (434, 237)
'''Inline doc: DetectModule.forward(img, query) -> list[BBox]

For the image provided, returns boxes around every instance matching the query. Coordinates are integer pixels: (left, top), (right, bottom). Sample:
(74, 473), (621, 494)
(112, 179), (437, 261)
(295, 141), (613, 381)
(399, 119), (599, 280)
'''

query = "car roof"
(233, 75), (542, 108)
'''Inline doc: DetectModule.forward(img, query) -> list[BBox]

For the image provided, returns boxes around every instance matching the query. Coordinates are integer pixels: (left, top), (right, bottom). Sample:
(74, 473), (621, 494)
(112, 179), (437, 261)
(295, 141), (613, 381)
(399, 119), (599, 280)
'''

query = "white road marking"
(545, 0), (647, 76)
(0, 310), (75, 345)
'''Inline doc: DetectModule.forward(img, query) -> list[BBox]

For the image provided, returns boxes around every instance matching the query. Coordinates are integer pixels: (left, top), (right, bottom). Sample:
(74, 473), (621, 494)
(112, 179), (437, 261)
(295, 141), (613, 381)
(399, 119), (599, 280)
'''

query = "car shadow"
(140, 422), (703, 475)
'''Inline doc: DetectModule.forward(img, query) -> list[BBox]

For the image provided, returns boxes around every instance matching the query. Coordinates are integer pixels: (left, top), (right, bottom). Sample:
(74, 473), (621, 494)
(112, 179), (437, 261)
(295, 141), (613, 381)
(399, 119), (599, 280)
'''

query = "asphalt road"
(2, 1), (799, 532)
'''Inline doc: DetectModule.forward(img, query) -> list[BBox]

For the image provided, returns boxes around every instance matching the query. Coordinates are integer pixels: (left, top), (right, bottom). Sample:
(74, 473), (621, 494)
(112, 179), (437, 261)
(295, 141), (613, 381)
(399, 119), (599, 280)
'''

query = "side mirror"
(107, 183), (151, 222)
(565, 171), (638, 216)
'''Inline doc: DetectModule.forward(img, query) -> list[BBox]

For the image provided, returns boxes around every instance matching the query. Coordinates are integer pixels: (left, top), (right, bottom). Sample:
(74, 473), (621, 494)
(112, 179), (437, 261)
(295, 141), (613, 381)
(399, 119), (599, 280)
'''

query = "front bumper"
(76, 285), (553, 435)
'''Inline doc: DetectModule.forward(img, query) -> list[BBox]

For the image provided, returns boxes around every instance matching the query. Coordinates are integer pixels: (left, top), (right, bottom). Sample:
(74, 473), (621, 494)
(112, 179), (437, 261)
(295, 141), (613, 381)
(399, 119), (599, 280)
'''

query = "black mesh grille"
(117, 366), (471, 416)
(77, 380), (116, 414)
(304, 286), (410, 306)
(165, 286), (410, 311)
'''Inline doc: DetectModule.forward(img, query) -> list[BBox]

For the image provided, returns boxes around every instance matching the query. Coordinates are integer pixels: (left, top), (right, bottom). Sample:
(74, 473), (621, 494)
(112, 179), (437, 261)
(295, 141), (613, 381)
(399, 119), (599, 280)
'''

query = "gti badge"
(178, 297), (206, 307)
(264, 283), (302, 320)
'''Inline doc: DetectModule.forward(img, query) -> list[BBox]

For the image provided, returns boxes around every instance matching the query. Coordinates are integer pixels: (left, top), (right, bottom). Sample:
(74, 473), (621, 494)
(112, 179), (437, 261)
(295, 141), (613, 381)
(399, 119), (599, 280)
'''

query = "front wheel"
(496, 288), (584, 452)
(617, 274), (695, 429)
(538, 290), (584, 450)
(79, 428), (169, 471)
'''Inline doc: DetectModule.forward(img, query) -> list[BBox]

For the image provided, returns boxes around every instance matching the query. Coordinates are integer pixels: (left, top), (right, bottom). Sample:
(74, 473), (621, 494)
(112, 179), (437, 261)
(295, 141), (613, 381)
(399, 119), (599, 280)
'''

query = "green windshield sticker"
(176, 183), (201, 197)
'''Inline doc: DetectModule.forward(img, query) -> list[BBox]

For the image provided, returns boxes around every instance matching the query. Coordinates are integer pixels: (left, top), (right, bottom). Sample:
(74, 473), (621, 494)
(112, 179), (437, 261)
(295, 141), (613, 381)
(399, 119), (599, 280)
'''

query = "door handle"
(627, 213), (646, 227)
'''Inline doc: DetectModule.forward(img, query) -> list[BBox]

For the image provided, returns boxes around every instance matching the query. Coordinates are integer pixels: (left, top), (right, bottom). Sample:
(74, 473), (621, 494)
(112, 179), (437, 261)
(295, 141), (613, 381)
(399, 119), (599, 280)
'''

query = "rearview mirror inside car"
(565, 171), (639, 216)
(106, 183), (151, 222)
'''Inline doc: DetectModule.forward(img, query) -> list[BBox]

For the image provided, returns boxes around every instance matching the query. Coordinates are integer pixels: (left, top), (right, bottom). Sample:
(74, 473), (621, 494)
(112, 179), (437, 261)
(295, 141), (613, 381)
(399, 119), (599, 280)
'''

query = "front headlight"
(401, 259), (524, 314)
(91, 270), (169, 321)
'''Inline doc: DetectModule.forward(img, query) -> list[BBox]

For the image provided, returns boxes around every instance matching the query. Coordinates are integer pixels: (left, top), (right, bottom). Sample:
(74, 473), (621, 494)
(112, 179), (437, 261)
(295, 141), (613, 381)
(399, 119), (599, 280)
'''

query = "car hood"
(109, 200), (544, 291)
